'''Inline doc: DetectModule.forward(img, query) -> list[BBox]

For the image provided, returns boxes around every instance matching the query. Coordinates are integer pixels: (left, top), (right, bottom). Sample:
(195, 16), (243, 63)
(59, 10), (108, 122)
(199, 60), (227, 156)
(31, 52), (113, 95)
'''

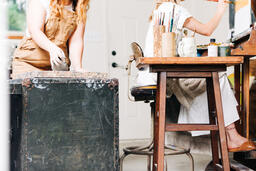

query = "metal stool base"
(119, 141), (194, 171)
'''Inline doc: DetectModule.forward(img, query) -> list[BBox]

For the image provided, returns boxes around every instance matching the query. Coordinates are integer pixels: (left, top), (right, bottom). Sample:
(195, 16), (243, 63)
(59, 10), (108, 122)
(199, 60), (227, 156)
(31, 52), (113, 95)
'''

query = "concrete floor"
(120, 132), (214, 171)
(122, 153), (212, 171)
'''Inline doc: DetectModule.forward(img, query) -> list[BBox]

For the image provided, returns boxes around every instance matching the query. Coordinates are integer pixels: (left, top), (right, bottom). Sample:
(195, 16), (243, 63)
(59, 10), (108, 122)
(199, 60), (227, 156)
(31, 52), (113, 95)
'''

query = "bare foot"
(226, 123), (247, 149)
(227, 132), (247, 149)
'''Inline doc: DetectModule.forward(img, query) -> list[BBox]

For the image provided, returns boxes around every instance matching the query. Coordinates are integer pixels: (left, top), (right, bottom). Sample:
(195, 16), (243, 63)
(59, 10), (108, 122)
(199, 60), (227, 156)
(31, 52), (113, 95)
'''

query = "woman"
(12, 0), (89, 78)
(136, 0), (256, 152)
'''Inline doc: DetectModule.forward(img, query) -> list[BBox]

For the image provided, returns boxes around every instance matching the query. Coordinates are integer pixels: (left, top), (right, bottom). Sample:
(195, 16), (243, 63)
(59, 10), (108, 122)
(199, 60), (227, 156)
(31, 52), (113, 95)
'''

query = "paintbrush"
(159, 12), (162, 25)
(206, 0), (235, 4)
(162, 13), (165, 25)
(167, 13), (171, 32)
(170, 5), (175, 32)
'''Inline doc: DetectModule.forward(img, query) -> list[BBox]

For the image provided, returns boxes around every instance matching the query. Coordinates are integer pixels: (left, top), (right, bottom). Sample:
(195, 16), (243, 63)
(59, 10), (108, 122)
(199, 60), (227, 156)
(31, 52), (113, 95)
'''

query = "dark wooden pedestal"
(10, 75), (119, 171)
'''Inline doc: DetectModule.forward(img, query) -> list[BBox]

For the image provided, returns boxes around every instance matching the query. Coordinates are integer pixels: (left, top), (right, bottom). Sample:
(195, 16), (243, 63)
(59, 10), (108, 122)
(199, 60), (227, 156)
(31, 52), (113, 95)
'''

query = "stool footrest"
(165, 124), (218, 131)
(167, 72), (212, 78)
(215, 164), (223, 171)
(122, 142), (191, 156)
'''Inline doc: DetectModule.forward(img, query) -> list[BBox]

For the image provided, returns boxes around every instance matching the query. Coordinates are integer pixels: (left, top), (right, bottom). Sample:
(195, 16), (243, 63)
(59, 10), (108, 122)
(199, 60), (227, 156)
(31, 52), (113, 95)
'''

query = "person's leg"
(177, 73), (255, 150)
(220, 73), (255, 151)
(226, 123), (247, 148)
(226, 123), (256, 151)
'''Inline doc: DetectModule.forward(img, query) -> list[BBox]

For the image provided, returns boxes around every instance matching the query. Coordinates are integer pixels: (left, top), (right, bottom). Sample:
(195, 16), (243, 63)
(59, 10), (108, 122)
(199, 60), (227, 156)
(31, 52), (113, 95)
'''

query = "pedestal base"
(10, 73), (119, 171)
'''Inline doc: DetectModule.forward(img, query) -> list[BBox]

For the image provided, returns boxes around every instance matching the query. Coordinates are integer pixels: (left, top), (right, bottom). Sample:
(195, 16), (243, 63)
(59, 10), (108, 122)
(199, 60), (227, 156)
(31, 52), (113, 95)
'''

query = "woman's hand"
(184, 0), (228, 36)
(48, 43), (66, 66)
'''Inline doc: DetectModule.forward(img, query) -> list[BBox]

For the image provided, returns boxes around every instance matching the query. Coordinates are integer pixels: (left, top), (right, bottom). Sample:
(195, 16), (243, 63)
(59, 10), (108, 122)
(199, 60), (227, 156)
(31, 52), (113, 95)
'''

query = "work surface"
(136, 57), (244, 69)
(12, 71), (109, 79)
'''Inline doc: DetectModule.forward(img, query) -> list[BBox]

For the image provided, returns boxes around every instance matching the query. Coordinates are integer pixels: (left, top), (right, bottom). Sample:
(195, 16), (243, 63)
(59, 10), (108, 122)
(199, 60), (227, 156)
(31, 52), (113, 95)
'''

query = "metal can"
(218, 46), (231, 56)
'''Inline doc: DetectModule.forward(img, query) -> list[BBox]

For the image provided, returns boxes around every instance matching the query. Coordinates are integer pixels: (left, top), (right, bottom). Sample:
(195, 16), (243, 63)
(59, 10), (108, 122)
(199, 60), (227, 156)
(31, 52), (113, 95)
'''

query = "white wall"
(181, 0), (230, 45)
(83, 0), (230, 73)
(83, 0), (108, 73)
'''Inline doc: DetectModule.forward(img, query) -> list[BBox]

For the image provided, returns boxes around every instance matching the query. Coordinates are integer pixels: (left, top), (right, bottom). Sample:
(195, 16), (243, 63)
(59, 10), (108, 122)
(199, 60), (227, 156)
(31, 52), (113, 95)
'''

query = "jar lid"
(219, 42), (234, 47)
(210, 38), (216, 43)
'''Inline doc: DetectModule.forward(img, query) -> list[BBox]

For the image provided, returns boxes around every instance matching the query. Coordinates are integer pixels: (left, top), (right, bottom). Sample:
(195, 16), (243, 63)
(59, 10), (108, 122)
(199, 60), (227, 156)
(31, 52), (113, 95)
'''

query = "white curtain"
(0, 0), (10, 170)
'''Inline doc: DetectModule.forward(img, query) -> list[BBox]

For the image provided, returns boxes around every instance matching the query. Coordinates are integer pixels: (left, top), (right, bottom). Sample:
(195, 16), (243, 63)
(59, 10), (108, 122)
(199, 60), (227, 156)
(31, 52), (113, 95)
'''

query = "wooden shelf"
(231, 29), (256, 56)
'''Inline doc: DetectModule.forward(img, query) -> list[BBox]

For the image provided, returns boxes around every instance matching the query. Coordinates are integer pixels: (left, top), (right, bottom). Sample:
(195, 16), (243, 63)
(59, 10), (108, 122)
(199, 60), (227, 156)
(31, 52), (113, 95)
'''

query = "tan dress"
(12, 9), (78, 79)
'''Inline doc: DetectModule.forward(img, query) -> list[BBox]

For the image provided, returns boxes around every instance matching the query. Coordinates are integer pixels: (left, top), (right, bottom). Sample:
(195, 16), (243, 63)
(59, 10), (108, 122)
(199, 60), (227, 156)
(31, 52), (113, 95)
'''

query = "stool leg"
(212, 72), (230, 171)
(164, 158), (168, 171)
(242, 58), (250, 138)
(119, 153), (128, 171)
(153, 72), (167, 171)
(185, 153), (194, 171)
(234, 65), (242, 135)
(206, 77), (220, 166)
(147, 155), (151, 171)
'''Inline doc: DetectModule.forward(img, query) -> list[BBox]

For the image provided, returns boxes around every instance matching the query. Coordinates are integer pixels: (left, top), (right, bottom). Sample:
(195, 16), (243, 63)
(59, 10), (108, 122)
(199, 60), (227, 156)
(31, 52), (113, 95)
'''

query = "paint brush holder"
(161, 32), (176, 57)
(153, 25), (165, 57)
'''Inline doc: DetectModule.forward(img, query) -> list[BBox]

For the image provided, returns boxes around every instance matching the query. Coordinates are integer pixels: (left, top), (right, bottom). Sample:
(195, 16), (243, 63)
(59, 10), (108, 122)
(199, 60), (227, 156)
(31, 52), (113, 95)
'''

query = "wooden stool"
(136, 57), (244, 171)
(121, 43), (194, 170)
(119, 86), (194, 171)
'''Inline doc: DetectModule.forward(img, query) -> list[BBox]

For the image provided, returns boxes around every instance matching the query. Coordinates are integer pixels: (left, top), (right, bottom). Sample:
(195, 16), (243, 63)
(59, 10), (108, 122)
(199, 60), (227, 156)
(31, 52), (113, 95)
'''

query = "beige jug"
(178, 37), (197, 57)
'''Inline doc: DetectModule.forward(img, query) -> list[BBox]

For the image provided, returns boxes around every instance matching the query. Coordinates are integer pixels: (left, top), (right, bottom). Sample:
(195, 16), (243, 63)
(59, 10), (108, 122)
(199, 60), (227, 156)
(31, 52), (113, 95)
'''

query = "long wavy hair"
(49, 0), (90, 24)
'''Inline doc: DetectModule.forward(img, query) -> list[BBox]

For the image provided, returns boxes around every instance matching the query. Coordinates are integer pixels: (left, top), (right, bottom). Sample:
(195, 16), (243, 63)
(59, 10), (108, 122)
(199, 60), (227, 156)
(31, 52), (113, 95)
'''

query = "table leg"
(234, 65), (241, 107)
(234, 64), (242, 134)
(206, 77), (220, 166)
(153, 72), (167, 171)
(212, 72), (230, 171)
(242, 58), (250, 138)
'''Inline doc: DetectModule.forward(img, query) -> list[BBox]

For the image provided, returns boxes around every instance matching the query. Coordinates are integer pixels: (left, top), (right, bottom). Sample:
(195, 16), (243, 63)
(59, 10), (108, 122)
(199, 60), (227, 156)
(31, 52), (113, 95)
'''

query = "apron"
(12, 8), (78, 79)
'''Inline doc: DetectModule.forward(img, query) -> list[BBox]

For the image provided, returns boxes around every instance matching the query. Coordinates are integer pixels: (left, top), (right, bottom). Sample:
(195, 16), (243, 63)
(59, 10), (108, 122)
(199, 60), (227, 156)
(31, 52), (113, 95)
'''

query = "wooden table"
(136, 56), (244, 171)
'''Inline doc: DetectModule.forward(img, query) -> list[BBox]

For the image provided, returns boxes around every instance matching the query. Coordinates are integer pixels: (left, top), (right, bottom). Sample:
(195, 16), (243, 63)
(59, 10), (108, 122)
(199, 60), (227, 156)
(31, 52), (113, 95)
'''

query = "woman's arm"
(68, 23), (85, 71)
(28, 0), (51, 51)
(28, 0), (64, 65)
(183, 0), (228, 36)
